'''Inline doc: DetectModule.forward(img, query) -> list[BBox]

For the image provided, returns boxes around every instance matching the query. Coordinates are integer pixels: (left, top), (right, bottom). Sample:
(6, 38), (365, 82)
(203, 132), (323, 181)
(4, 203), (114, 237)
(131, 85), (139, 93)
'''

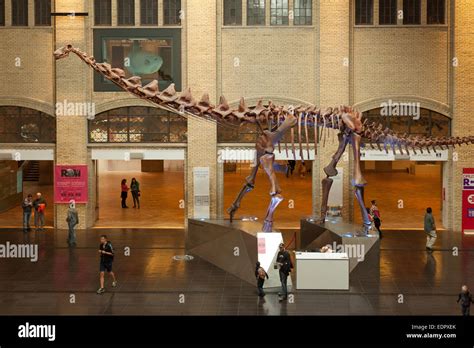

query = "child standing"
(255, 262), (269, 298)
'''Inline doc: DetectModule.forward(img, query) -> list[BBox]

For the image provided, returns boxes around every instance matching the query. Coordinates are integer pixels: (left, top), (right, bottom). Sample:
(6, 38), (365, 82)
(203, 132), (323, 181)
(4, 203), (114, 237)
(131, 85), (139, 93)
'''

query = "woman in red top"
(121, 179), (129, 208)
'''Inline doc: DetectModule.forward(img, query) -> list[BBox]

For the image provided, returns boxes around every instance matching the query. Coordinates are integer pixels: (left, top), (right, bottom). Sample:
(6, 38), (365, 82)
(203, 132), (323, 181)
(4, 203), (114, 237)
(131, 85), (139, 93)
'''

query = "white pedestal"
(296, 252), (349, 290)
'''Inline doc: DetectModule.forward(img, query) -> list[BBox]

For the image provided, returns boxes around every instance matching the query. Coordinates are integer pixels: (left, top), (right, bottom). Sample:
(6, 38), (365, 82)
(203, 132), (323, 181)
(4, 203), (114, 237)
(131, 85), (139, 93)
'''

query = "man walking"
(33, 192), (47, 230)
(22, 194), (33, 231)
(97, 235), (118, 294)
(66, 201), (79, 246)
(424, 207), (437, 252)
(457, 285), (473, 316)
(276, 243), (293, 301)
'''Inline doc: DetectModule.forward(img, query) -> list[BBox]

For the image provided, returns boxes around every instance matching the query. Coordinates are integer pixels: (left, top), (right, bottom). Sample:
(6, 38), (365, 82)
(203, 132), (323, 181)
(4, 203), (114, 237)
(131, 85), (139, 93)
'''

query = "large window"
(363, 108), (450, 138)
(141, 0), (158, 25)
(427, 0), (445, 24)
(34, 0), (51, 26)
(117, 0), (135, 25)
(12, 0), (28, 26)
(0, 107), (56, 143)
(224, 0), (242, 26)
(294, 0), (312, 25)
(94, 0), (112, 26)
(355, 0), (373, 25)
(93, 29), (182, 92)
(0, 0), (5, 26)
(270, 0), (289, 26)
(89, 107), (187, 143)
(379, 0), (397, 25)
(247, 0), (265, 25)
(163, 0), (181, 25)
(403, 0), (421, 24)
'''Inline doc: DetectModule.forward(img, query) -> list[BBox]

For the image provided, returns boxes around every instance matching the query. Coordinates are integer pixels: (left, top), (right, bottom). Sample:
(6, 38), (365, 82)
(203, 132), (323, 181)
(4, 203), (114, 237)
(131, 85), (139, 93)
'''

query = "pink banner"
(54, 165), (88, 203)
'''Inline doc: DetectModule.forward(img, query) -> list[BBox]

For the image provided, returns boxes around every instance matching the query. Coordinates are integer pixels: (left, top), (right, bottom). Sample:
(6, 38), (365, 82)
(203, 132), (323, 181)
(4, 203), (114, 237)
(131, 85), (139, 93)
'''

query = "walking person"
(22, 194), (33, 232)
(66, 201), (79, 246)
(33, 192), (47, 230)
(370, 200), (382, 239)
(276, 243), (293, 301)
(97, 235), (117, 294)
(424, 207), (437, 252)
(120, 179), (129, 208)
(255, 262), (269, 298)
(130, 178), (141, 209)
(457, 285), (474, 316)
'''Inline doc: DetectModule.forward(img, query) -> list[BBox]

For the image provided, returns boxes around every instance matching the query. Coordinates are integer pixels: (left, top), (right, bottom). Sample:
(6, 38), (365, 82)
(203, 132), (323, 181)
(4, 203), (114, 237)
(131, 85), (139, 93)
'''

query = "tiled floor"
(0, 227), (472, 316)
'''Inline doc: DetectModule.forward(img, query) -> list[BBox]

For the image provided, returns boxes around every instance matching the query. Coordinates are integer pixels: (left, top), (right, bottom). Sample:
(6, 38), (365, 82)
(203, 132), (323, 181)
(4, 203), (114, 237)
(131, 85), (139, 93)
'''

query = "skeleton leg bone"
(227, 154), (261, 222)
(350, 133), (372, 234)
(260, 153), (283, 232)
(319, 133), (349, 223)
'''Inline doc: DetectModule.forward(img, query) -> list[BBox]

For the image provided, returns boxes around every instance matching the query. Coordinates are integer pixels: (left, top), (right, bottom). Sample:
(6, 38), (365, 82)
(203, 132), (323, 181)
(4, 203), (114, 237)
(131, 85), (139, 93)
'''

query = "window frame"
(163, 0), (181, 26)
(403, 0), (421, 25)
(12, 0), (28, 26)
(270, 0), (289, 26)
(355, 0), (374, 26)
(117, 0), (135, 26)
(34, 0), (51, 26)
(140, 0), (158, 26)
(247, 0), (266, 26)
(223, 0), (242, 26)
(293, 0), (312, 26)
(378, 0), (397, 25)
(94, 0), (112, 26)
(427, 0), (445, 25)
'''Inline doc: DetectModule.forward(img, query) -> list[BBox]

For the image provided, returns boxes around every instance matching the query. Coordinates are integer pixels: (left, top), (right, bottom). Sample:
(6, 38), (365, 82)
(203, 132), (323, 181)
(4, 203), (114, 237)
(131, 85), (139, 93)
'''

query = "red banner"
(462, 168), (474, 234)
(54, 165), (88, 203)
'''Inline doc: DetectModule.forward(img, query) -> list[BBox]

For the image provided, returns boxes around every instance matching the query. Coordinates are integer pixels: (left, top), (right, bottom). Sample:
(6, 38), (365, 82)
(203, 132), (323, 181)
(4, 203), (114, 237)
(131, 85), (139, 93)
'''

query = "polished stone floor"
(0, 227), (471, 316)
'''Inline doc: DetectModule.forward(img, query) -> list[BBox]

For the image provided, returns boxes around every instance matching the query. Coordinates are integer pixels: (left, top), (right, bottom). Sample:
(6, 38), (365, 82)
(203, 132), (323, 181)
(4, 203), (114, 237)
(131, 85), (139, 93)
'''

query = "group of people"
(21, 192), (47, 231)
(255, 243), (293, 302)
(120, 178), (141, 209)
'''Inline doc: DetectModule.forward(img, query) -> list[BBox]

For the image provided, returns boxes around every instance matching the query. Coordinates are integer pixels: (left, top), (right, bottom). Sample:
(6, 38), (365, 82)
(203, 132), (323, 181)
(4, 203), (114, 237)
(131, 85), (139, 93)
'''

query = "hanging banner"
(462, 168), (474, 234)
(54, 165), (88, 203)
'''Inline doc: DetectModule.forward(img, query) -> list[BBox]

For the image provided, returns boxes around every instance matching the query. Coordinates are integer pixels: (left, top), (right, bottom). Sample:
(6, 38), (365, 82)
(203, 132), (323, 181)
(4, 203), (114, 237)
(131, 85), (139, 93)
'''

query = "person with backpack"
(97, 235), (118, 294)
(66, 201), (79, 246)
(457, 285), (474, 316)
(276, 243), (293, 301)
(255, 262), (269, 298)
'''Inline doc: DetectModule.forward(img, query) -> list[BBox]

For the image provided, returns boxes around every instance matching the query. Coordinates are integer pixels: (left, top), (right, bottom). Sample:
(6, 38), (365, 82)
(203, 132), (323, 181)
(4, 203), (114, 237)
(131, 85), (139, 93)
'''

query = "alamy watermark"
(380, 99), (421, 120)
(324, 242), (365, 262)
(217, 148), (257, 164)
(56, 99), (96, 120)
(0, 242), (38, 262)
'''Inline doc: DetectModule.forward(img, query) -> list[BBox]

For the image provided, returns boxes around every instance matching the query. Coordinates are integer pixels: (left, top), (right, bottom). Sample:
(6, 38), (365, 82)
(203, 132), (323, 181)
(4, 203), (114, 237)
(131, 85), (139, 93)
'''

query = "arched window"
(363, 107), (451, 137)
(89, 106), (187, 143)
(0, 106), (55, 143)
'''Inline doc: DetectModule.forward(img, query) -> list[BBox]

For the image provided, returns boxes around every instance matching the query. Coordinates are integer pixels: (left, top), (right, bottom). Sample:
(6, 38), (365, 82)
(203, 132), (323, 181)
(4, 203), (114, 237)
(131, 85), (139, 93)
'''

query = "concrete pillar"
(185, 0), (218, 221)
(451, 0), (474, 232)
(314, 0), (351, 221)
(54, 0), (94, 229)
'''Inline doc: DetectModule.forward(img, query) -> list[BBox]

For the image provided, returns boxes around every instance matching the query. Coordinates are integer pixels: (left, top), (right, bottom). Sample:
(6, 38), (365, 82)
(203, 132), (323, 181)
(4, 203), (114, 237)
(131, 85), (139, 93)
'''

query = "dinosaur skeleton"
(54, 44), (474, 234)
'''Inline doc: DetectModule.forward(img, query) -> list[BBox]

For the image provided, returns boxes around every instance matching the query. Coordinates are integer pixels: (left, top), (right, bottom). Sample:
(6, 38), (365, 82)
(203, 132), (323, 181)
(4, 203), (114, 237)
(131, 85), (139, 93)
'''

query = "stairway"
(23, 161), (40, 182)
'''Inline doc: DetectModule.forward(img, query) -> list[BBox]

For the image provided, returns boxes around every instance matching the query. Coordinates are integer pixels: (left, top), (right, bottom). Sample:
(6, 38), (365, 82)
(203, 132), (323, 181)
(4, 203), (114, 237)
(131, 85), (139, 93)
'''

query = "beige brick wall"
(352, 28), (449, 105)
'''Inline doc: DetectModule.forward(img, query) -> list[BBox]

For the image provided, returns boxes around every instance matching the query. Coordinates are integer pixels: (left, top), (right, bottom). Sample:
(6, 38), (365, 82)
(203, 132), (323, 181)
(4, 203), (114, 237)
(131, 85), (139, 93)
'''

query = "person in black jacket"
(255, 262), (269, 298)
(22, 194), (33, 231)
(276, 243), (293, 301)
(97, 235), (118, 294)
(457, 285), (474, 316)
